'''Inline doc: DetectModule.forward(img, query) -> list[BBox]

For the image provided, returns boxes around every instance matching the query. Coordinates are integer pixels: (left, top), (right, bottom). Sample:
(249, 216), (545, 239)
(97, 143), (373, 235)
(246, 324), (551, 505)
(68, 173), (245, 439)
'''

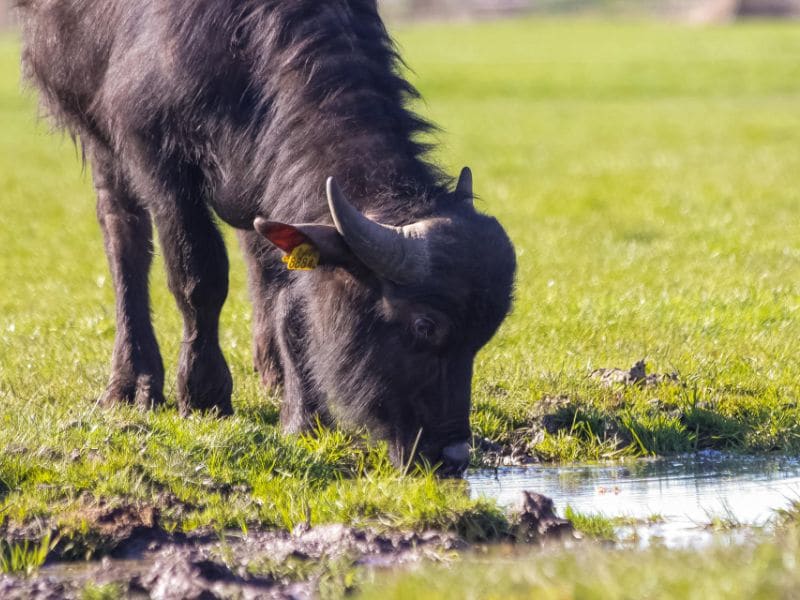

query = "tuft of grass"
(80, 583), (123, 600)
(0, 535), (52, 576)
(682, 405), (746, 451)
(775, 500), (800, 529)
(531, 405), (634, 462)
(705, 502), (748, 532)
(619, 411), (693, 456)
(613, 513), (666, 527)
(564, 506), (616, 541)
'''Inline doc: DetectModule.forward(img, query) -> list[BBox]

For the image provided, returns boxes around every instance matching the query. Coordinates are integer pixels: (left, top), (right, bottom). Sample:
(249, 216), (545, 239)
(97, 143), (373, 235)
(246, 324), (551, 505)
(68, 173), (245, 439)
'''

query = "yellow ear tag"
(282, 243), (320, 271)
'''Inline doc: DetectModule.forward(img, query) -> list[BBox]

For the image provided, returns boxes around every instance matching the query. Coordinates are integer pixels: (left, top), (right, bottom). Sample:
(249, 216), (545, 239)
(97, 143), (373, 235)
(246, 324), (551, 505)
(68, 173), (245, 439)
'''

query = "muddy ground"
(1, 525), (464, 599)
(0, 494), (573, 599)
(1, 363), (674, 598)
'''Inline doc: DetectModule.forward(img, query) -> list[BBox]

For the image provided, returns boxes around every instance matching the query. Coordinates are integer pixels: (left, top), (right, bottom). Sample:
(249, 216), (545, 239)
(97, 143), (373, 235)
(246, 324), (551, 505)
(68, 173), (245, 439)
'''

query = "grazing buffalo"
(17, 0), (516, 475)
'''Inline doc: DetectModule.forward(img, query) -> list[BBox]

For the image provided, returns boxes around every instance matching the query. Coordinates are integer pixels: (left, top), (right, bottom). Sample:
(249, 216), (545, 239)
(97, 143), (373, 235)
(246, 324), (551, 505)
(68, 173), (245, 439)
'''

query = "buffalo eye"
(413, 316), (437, 340)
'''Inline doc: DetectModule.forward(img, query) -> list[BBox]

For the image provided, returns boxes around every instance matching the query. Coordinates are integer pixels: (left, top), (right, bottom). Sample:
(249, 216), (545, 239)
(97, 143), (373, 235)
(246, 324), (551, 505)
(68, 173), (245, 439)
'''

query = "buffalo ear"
(253, 218), (353, 265)
(455, 166), (473, 203)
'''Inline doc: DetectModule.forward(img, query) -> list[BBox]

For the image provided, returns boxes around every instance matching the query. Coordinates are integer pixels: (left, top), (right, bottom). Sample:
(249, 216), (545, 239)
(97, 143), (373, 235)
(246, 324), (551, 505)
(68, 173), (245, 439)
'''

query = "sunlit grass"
(2, 17), (800, 551)
(0, 535), (52, 576)
(564, 506), (616, 541)
(398, 18), (800, 460)
(79, 583), (123, 600)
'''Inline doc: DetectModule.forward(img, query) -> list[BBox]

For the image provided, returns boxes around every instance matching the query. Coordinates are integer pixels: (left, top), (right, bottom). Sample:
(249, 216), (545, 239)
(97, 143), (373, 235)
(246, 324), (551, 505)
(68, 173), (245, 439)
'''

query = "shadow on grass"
(681, 407), (745, 450)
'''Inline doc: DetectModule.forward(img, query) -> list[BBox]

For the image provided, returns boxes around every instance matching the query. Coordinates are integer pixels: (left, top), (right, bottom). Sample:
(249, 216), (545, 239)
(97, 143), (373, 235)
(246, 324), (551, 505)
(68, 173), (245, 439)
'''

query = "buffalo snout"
(412, 439), (471, 478)
(439, 441), (471, 477)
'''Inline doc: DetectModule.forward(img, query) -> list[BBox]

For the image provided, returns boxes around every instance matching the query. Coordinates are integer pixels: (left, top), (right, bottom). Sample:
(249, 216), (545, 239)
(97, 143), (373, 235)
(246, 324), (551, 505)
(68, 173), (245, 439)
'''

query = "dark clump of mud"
(0, 575), (69, 600)
(472, 434), (534, 468)
(2, 499), (176, 562)
(511, 492), (575, 543)
(61, 500), (169, 559)
(590, 360), (678, 388)
(140, 547), (278, 600)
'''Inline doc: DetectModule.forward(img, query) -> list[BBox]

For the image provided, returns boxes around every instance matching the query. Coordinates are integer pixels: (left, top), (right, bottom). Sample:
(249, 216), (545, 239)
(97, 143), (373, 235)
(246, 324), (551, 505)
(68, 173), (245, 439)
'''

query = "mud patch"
(141, 548), (275, 600)
(473, 434), (538, 468)
(63, 501), (164, 555)
(0, 574), (71, 600)
(476, 395), (632, 467)
(0, 497), (192, 565)
(590, 360), (678, 388)
(0, 489), (585, 599)
(510, 492), (575, 543)
(0, 524), (467, 599)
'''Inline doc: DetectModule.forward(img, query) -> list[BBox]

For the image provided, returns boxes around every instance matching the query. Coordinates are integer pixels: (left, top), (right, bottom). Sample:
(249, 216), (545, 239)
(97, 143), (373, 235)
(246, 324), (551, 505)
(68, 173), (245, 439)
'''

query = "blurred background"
(381, 0), (800, 23)
(380, 0), (800, 23)
(2, 0), (800, 27)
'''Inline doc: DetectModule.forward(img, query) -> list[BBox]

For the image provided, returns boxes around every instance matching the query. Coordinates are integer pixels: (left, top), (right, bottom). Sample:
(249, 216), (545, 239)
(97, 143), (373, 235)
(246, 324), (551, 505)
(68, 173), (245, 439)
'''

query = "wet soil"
(0, 490), (577, 599)
(589, 360), (678, 388)
(3, 499), (178, 562)
(0, 523), (466, 599)
(510, 492), (574, 543)
(9, 452), (796, 596)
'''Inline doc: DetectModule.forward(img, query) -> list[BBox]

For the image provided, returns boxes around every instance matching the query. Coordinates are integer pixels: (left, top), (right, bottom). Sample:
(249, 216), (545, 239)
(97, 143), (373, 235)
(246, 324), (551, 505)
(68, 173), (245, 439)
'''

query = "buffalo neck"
(219, 1), (452, 227)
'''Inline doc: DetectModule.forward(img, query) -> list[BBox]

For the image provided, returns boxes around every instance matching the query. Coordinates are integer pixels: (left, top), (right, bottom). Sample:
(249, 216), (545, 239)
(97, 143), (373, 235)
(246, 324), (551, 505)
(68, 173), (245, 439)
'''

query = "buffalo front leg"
(152, 192), (233, 416)
(236, 230), (284, 390)
(275, 293), (332, 434)
(92, 147), (165, 409)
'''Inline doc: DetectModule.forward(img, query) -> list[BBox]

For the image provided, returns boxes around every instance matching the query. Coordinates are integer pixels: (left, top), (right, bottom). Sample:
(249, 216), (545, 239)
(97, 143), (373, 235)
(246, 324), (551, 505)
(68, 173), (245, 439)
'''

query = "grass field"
(2, 15), (800, 590)
(360, 527), (800, 600)
(400, 19), (800, 460)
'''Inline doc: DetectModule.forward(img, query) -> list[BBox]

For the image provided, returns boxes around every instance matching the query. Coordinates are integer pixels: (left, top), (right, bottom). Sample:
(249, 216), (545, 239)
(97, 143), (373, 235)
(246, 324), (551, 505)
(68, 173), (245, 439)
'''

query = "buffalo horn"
(326, 177), (430, 284)
(456, 166), (473, 202)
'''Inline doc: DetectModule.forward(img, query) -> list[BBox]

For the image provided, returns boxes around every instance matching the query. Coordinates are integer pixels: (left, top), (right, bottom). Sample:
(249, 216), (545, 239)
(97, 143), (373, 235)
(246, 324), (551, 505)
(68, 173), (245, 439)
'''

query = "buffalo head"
(254, 169), (515, 477)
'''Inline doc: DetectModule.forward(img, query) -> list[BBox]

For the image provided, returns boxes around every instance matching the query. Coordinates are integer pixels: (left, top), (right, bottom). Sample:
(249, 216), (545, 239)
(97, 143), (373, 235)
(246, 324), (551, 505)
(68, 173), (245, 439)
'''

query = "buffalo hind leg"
(151, 173), (233, 416)
(237, 230), (284, 390)
(92, 145), (165, 409)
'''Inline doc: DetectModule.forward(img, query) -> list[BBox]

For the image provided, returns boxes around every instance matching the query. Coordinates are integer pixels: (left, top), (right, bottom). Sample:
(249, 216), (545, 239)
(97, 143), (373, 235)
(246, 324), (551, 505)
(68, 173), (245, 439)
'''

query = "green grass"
(357, 528), (800, 600)
(563, 506), (670, 542)
(564, 505), (616, 541)
(80, 583), (123, 600)
(0, 535), (51, 575)
(2, 17), (800, 552)
(396, 18), (800, 459)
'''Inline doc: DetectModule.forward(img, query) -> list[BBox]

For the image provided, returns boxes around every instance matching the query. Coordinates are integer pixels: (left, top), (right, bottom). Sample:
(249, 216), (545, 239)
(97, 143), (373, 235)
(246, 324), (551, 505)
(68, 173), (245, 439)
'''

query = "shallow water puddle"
(467, 453), (800, 547)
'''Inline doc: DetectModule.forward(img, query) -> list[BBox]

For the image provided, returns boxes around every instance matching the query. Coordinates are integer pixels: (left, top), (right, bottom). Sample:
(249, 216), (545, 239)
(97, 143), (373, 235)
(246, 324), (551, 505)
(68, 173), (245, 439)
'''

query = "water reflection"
(467, 453), (800, 547)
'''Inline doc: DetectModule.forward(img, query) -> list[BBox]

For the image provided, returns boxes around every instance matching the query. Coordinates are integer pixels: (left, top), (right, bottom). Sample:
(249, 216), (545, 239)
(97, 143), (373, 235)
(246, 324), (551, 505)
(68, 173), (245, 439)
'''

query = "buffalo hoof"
(177, 341), (234, 417)
(100, 374), (165, 410)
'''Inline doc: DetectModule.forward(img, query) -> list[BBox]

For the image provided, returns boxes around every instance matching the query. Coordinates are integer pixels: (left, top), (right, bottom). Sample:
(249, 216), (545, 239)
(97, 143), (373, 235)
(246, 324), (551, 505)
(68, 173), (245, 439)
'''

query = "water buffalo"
(17, 0), (516, 475)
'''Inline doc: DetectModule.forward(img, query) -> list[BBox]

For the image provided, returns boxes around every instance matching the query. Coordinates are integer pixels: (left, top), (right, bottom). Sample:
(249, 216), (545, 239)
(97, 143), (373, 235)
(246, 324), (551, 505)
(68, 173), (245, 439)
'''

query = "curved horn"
(326, 177), (430, 284)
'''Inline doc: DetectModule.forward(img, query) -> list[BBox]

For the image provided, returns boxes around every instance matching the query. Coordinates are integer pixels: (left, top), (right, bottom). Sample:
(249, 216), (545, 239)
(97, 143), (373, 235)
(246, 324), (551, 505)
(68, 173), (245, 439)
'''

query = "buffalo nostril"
(442, 442), (470, 469)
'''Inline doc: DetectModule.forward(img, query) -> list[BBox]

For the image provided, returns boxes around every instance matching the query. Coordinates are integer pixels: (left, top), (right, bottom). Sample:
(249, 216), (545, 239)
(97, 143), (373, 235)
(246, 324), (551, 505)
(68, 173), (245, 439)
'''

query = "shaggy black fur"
(17, 0), (516, 474)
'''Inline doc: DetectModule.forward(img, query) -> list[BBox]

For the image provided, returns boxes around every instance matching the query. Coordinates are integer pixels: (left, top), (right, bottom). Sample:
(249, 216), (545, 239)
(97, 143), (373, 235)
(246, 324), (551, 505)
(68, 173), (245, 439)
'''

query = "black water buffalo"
(17, 0), (516, 475)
